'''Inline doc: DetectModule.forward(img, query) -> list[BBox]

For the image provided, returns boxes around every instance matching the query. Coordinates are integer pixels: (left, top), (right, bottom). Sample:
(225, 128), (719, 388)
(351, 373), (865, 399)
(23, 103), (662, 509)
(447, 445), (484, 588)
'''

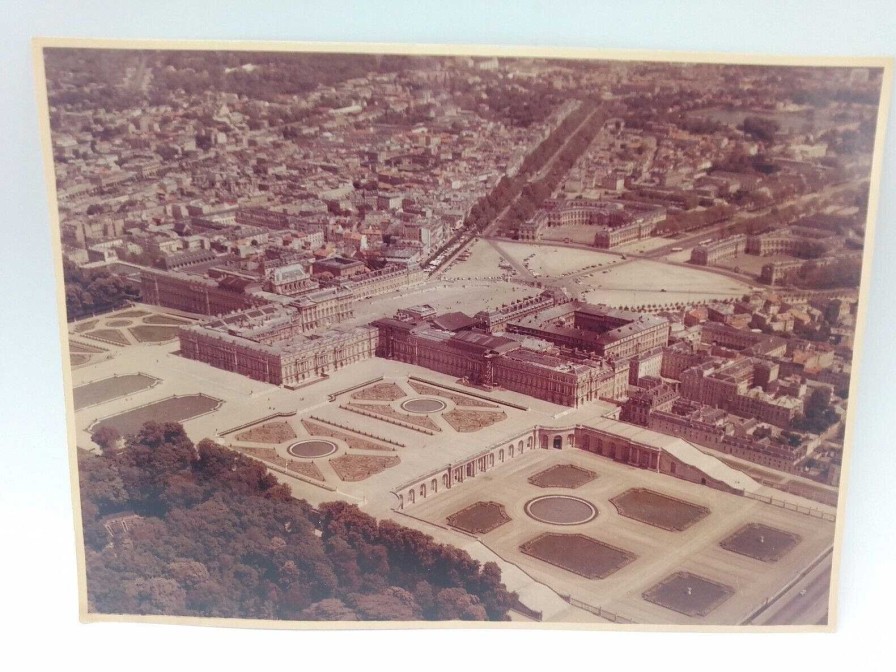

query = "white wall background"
(1, 2), (894, 670)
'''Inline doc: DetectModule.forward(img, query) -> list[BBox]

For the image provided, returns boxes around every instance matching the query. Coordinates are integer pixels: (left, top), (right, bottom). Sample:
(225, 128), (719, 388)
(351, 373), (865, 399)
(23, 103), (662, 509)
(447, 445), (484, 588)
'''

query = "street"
(745, 548), (833, 626)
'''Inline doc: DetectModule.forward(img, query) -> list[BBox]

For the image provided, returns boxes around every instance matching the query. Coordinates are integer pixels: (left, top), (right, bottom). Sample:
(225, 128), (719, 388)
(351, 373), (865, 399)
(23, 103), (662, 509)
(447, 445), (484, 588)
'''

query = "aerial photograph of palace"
(41, 45), (885, 626)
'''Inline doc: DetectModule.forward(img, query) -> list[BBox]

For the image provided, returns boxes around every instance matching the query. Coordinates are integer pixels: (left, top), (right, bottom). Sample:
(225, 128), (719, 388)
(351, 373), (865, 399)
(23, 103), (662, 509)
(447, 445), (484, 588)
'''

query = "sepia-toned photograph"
(34, 40), (890, 630)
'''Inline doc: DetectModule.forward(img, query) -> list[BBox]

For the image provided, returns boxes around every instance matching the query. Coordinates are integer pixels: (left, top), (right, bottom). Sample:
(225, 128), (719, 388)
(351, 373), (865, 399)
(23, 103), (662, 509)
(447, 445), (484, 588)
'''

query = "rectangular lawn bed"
(528, 464), (597, 489)
(611, 488), (709, 531)
(129, 325), (181, 342)
(90, 394), (221, 437)
(69, 341), (104, 354)
(520, 533), (635, 579)
(642, 571), (734, 618)
(73, 373), (159, 410)
(234, 420), (297, 444)
(719, 523), (801, 562)
(84, 328), (130, 346)
(447, 501), (511, 535)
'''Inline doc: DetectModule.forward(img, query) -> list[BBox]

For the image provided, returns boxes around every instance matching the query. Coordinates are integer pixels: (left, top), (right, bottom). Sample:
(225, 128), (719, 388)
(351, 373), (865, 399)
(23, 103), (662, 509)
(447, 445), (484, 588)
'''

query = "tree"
(194, 439), (237, 481)
(90, 425), (121, 452)
(323, 535), (363, 593)
(122, 577), (187, 615)
(78, 450), (129, 515)
(300, 598), (358, 621)
(195, 131), (213, 151)
(166, 559), (211, 588)
(741, 116), (780, 143)
(115, 421), (196, 514)
(433, 587), (488, 620)
(155, 144), (179, 161)
(413, 580), (436, 617)
(793, 385), (838, 433)
(477, 561), (516, 620)
(349, 587), (422, 621)
(63, 258), (138, 320)
(806, 385), (833, 416)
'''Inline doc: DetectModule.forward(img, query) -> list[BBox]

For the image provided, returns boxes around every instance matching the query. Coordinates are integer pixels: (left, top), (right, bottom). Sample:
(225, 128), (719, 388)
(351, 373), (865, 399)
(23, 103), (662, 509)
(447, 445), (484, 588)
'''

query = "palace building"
(593, 218), (658, 249)
(179, 304), (376, 387)
(263, 261), (316, 296)
(506, 302), (670, 360)
(690, 235), (748, 265)
(140, 267), (266, 316)
(473, 289), (567, 333)
(337, 264), (427, 300)
(745, 226), (836, 257)
(372, 311), (626, 407)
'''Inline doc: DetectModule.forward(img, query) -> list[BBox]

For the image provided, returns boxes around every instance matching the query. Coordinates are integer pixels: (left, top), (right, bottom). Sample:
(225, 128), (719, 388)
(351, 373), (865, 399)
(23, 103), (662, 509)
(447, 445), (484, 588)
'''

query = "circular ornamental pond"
(400, 397), (447, 414)
(525, 495), (597, 526)
(287, 439), (338, 459)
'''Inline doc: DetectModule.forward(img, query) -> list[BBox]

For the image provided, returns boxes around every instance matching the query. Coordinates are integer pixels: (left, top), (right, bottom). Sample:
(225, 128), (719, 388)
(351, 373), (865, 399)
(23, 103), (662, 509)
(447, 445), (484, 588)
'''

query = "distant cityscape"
(45, 47), (884, 625)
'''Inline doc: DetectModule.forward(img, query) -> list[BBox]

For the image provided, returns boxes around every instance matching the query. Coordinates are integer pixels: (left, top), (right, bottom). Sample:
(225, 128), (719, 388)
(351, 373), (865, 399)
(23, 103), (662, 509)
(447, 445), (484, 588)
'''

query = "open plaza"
(437, 238), (754, 310)
(68, 303), (837, 625)
(349, 277), (543, 325)
(495, 240), (620, 277)
(579, 259), (752, 309)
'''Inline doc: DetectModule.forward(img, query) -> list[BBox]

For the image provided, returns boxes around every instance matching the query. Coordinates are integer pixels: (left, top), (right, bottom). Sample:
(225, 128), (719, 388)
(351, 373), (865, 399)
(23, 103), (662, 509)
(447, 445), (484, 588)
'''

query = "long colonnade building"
(540, 198), (665, 228)
(759, 250), (864, 285)
(337, 264), (427, 300)
(394, 416), (760, 509)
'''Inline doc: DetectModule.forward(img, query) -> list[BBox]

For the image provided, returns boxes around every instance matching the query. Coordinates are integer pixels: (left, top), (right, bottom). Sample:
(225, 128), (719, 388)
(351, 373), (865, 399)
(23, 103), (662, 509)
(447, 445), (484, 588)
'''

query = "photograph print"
(35, 40), (890, 628)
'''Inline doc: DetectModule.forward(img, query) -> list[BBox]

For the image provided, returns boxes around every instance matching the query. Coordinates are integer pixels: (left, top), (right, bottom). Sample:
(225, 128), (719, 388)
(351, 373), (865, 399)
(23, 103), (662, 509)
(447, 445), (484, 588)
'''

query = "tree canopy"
(79, 422), (517, 621)
(64, 258), (138, 320)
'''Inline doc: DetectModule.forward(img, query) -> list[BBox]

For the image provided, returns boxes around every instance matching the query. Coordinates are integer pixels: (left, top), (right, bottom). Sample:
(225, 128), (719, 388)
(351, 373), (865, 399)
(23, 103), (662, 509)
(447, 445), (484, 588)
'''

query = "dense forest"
(79, 422), (517, 621)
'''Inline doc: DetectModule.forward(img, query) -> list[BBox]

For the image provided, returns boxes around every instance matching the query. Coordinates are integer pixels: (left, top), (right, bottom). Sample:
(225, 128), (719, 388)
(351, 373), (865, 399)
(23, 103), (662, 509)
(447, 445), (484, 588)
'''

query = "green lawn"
(129, 325), (180, 342)
(91, 395), (221, 437)
(69, 341), (104, 354)
(73, 373), (158, 410)
(85, 329), (130, 346)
